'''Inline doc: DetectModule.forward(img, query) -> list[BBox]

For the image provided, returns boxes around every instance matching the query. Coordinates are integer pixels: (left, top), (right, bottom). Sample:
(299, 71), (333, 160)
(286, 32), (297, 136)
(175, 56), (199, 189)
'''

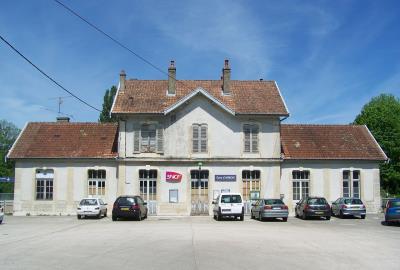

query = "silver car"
(331, 197), (366, 219)
(251, 198), (288, 221)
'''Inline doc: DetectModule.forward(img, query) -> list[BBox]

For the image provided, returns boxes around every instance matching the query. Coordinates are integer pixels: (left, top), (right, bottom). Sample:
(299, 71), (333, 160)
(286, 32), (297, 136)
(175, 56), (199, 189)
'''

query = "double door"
(139, 169), (157, 215)
(191, 170), (209, 215)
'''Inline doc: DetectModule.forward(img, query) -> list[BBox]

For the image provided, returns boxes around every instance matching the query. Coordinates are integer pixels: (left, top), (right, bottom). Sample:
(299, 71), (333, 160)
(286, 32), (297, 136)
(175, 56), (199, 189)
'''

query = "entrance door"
(139, 169), (157, 215)
(242, 170), (261, 214)
(191, 170), (209, 215)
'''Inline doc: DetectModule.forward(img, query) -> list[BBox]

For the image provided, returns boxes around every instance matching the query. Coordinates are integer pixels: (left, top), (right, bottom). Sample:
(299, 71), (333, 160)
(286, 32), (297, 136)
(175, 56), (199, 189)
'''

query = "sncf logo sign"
(166, 171), (182, 182)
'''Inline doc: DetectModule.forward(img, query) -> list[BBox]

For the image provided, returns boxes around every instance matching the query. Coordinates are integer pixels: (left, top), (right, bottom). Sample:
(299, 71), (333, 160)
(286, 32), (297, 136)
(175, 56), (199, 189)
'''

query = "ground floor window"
(88, 169), (106, 196)
(343, 170), (360, 198)
(242, 170), (261, 201)
(292, 170), (309, 200)
(35, 169), (54, 200)
(139, 169), (157, 201)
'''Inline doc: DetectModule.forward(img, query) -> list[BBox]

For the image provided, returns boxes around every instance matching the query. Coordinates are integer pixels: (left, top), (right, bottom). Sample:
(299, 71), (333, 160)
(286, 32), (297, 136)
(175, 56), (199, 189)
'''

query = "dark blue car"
(384, 199), (400, 224)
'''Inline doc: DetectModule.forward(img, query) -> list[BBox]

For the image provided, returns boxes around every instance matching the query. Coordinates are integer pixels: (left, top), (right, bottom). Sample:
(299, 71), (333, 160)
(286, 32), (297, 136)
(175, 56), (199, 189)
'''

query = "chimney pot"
(222, 59), (231, 95)
(120, 70), (126, 92)
(168, 60), (176, 95)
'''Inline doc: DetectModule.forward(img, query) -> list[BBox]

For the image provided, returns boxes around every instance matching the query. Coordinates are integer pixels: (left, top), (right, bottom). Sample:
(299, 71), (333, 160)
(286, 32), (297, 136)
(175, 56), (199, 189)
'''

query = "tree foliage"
(99, 86), (118, 123)
(354, 94), (400, 195)
(0, 119), (20, 177)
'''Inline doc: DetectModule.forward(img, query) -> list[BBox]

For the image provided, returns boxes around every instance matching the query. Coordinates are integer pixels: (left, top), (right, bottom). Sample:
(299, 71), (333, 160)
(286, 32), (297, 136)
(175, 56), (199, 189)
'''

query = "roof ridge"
(282, 124), (362, 127)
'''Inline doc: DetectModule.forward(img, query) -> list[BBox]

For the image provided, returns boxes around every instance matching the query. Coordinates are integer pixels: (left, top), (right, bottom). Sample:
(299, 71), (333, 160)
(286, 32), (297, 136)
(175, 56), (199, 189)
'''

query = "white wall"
(122, 95), (281, 159)
(281, 160), (381, 214)
(14, 159), (118, 216)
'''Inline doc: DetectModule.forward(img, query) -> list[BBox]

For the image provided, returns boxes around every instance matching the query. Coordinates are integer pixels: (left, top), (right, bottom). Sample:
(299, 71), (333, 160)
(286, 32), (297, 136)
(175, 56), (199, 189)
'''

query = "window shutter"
(133, 124), (141, 153)
(244, 125), (251, 152)
(156, 125), (164, 153)
(251, 125), (259, 152)
(200, 125), (207, 152)
(192, 125), (199, 153)
(149, 125), (156, 152)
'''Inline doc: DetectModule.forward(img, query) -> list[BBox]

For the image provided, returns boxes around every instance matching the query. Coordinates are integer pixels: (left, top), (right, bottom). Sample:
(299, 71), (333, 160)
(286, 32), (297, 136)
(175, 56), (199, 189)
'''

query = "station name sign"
(166, 171), (182, 183)
(215, 175), (236, 182)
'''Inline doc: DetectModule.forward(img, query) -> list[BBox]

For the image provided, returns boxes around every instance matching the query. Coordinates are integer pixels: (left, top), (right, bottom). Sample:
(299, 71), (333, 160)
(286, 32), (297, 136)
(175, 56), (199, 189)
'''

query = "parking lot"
(0, 214), (399, 270)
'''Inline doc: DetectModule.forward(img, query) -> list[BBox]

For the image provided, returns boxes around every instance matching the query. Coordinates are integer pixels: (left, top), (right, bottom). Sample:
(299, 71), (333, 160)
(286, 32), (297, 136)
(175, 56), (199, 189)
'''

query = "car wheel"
(331, 208), (334, 216)
(326, 216), (331, 220)
(77, 214), (81, 220)
(104, 210), (107, 218)
(361, 215), (366, 219)
(144, 210), (148, 219)
(258, 212), (263, 221)
(112, 216), (117, 221)
(217, 214), (221, 221)
(295, 209), (299, 218)
(339, 210), (344, 219)
(240, 214), (244, 221)
(302, 211), (307, 220)
(251, 211), (254, 219)
(283, 217), (288, 222)
(97, 212), (102, 219)
(138, 211), (142, 221)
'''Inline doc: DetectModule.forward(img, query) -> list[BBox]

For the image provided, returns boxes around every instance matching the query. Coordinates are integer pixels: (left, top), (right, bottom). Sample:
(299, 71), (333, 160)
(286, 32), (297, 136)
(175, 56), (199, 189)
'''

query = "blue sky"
(1, 0), (399, 128)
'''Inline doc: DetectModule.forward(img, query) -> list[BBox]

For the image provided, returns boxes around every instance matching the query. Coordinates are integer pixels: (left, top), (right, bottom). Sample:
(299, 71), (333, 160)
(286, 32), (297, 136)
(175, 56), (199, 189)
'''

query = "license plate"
(222, 209), (231, 212)
(273, 207), (280, 210)
(121, 207), (129, 211)
(315, 211), (323, 214)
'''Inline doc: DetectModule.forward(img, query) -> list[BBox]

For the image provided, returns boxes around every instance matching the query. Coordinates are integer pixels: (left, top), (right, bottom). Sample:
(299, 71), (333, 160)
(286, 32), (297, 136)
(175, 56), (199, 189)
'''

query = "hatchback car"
(0, 205), (4, 224)
(331, 197), (366, 219)
(112, 195), (148, 221)
(295, 197), (331, 220)
(251, 198), (288, 221)
(213, 193), (244, 221)
(77, 198), (107, 219)
(384, 198), (400, 224)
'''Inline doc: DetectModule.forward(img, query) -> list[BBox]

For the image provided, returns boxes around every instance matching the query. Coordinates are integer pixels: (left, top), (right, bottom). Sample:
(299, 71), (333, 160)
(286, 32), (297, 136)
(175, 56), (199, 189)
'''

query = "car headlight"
(95, 207), (100, 210)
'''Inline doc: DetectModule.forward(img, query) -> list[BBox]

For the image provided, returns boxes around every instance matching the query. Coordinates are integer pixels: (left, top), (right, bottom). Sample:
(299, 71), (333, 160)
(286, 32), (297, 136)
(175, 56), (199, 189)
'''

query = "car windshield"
(80, 199), (98, 206)
(118, 197), (135, 205)
(344, 198), (363, 205)
(221, 195), (242, 203)
(264, 199), (284, 205)
(308, 198), (327, 205)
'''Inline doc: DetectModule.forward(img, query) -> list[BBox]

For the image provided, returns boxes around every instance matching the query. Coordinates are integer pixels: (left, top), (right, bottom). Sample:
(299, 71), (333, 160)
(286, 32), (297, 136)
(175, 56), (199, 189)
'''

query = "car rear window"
(118, 197), (135, 205)
(80, 199), (98, 206)
(344, 198), (363, 205)
(264, 199), (284, 205)
(307, 198), (327, 205)
(389, 201), (400, 207)
(221, 195), (242, 203)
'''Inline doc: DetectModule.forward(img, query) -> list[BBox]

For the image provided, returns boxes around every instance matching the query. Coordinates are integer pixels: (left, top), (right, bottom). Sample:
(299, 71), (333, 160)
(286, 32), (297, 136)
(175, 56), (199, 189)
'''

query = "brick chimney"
(119, 70), (126, 92)
(222, 59), (231, 95)
(168, 60), (176, 95)
(56, 116), (70, 123)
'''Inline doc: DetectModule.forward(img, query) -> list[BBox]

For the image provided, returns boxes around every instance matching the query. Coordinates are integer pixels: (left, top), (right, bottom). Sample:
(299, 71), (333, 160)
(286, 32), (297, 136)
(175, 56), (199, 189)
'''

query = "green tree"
(0, 120), (20, 177)
(99, 85), (118, 123)
(354, 94), (400, 195)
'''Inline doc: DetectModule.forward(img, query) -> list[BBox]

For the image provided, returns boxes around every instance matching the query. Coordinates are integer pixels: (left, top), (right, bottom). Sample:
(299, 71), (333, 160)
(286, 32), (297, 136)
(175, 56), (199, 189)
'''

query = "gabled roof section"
(164, 87), (235, 115)
(8, 122), (118, 159)
(111, 80), (289, 115)
(281, 124), (387, 161)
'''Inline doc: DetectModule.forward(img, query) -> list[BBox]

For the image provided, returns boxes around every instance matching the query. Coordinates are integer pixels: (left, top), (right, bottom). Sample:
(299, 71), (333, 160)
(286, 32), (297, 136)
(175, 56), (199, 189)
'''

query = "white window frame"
(35, 169), (54, 200)
(292, 170), (310, 201)
(88, 169), (106, 196)
(243, 123), (259, 153)
(343, 170), (361, 198)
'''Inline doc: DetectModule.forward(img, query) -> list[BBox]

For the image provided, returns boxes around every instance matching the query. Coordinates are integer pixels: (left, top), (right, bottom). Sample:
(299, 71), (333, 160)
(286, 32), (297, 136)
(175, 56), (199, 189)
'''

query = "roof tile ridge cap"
(281, 123), (356, 127)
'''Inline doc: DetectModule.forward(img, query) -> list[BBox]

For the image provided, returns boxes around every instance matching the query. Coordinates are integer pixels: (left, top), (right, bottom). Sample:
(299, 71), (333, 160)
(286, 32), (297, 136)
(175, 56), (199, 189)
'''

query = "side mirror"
(212, 201), (216, 205)
(143, 202), (147, 206)
(296, 202), (299, 205)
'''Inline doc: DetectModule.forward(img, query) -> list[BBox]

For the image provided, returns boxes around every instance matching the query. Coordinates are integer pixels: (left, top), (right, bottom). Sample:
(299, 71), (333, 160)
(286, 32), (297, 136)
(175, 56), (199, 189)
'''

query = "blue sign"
(215, 175), (236, 182)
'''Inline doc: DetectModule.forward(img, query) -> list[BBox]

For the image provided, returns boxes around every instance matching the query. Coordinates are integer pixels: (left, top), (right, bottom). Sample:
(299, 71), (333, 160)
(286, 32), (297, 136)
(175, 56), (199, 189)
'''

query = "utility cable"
(0, 34), (101, 112)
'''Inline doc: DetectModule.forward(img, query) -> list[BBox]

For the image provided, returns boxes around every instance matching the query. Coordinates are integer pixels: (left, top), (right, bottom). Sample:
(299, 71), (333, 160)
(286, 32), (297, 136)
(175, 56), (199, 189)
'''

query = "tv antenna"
(48, 96), (73, 116)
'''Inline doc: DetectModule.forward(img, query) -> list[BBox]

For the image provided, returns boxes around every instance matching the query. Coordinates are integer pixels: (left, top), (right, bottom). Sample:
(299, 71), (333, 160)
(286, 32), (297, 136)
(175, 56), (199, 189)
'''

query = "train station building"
(8, 61), (387, 216)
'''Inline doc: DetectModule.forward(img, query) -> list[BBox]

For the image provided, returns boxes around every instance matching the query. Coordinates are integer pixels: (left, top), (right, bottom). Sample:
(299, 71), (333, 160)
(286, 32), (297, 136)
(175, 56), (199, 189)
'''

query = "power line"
(0, 34), (101, 112)
(52, 0), (176, 80)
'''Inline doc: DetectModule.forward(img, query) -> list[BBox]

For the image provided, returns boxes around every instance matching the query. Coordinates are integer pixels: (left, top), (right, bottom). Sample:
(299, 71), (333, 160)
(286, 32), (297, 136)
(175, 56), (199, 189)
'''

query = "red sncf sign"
(166, 171), (182, 182)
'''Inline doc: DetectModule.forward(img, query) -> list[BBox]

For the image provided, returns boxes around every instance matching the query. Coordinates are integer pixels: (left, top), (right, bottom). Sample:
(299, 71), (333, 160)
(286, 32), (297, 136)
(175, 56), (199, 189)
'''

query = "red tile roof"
(281, 124), (387, 160)
(111, 80), (289, 115)
(8, 122), (118, 159)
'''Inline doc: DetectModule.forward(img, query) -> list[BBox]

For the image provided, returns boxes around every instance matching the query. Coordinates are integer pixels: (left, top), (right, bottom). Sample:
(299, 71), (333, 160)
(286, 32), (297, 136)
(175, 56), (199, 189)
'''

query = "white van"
(212, 193), (244, 221)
